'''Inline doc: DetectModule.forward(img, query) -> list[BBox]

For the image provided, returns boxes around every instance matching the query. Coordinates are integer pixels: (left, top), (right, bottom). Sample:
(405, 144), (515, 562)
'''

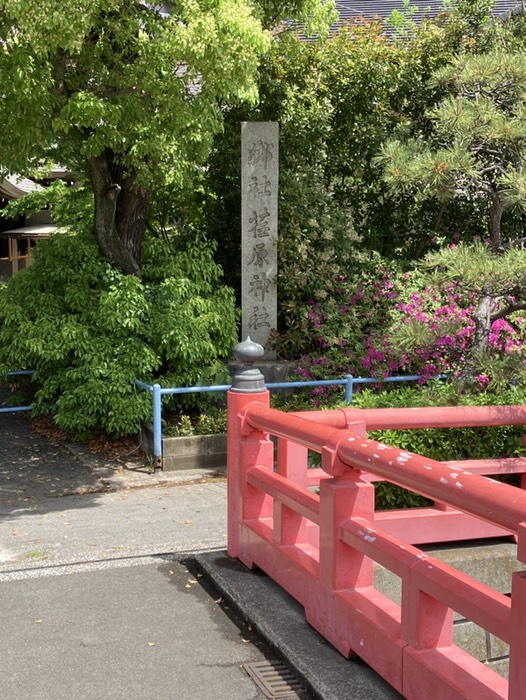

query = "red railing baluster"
(227, 360), (526, 700)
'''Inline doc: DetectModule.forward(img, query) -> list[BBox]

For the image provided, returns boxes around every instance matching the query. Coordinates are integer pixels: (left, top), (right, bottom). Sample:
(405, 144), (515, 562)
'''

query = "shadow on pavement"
(0, 409), (130, 519)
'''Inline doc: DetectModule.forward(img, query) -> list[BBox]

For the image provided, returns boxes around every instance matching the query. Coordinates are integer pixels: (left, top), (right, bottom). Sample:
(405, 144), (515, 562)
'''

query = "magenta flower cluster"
(295, 267), (526, 393)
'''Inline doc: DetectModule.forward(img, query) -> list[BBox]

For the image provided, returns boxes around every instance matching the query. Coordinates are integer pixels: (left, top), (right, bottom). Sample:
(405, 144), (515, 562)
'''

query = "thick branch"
(488, 195), (509, 251)
(491, 303), (526, 323)
(458, 293), (493, 384)
(468, 145), (504, 160)
(480, 164), (507, 176)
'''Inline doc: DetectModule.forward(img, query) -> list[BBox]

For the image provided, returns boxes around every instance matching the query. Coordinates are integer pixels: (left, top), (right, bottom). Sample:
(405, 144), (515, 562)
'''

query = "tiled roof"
(333, 0), (520, 25)
(0, 175), (41, 200)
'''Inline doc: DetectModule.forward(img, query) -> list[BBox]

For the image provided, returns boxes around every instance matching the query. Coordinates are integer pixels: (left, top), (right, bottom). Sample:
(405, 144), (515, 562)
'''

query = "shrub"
(350, 383), (526, 508)
(279, 255), (403, 392)
(0, 230), (238, 437)
(351, 383), (526, 461)
(164, 407), (228, 437)
(285, 255), (526, 399)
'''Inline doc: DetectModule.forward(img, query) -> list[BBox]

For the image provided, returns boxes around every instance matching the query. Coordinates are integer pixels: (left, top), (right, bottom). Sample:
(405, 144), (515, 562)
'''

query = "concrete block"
(374, 565), (402, 606)
(453, 620), (488, 661)
(488, 633), (509, 660)
(162, 434), (227, 471)
(140, 424), (227, 471)
(486, 658), (509, 680)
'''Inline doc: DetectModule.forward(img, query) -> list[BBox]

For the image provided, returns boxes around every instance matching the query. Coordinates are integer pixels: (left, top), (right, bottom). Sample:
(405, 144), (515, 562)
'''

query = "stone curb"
(61, 439), (226, 492)
(194, 550), (402, 700)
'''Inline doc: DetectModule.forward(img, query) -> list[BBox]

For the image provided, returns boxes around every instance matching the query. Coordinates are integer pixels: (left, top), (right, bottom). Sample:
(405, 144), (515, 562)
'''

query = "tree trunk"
(115, 175), (149, 269)
(88, 152), (147, 277)
(488, 196), (507, 252)
(458, 292), (493, 383)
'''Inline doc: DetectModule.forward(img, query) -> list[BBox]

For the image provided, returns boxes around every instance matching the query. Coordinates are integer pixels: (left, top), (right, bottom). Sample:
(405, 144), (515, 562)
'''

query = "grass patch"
(25, 550), (50, 560)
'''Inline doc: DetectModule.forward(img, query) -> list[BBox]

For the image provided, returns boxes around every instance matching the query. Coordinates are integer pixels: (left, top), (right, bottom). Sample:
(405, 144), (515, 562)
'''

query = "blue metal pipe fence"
(0, 370), (36, 414)
(135, 373), (440, 469)
(1, 368), (442, 468)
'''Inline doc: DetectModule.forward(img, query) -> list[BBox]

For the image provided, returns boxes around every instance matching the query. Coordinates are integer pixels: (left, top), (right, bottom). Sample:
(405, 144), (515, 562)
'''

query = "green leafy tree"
(0, 0), (274, 275)
(379, 50), (526, 251)
(0, 0), (337, 436)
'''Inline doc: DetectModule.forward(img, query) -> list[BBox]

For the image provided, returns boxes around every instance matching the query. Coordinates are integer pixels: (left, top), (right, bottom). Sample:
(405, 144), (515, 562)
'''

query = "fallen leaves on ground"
(30, 415), (142, 461)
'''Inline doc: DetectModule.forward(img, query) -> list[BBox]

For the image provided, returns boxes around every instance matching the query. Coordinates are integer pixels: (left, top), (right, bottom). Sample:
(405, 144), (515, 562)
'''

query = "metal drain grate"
(242, 659), (305, 699)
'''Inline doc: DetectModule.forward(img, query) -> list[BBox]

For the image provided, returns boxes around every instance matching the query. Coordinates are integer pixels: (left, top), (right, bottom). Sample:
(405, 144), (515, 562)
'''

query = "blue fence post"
(132, 371), (447, 470)
(152, 383), (162, 471)
(345, 375), (354, 404)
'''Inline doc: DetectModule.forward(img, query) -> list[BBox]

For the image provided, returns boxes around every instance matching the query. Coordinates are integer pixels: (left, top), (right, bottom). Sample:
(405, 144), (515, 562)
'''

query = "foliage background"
(2, 0), (526, 442)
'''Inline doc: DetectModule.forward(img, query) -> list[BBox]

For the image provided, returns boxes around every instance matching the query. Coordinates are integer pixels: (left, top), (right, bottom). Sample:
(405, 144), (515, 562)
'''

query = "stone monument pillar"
(241, 121), (278, 356)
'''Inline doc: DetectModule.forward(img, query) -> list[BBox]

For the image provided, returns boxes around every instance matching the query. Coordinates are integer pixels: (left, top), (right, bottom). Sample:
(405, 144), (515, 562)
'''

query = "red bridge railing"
(227, 372), (526, 700)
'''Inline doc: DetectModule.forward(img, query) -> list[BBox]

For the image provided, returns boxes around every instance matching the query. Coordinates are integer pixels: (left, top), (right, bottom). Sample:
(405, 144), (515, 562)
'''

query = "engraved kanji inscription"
(248, 175), (271, 199)
(247, 243), (269, 268)
(248, 208), (271, 239)
(249, 272), (271, 302)
(249, 306), (271, 331)
(248, 140), (274, 169)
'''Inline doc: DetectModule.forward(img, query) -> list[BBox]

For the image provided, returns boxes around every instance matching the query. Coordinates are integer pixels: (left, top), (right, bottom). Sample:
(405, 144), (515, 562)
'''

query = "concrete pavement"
(1, 480), (228, 569)
(0, 408), (400, 700)
(0, 560), (276, 700)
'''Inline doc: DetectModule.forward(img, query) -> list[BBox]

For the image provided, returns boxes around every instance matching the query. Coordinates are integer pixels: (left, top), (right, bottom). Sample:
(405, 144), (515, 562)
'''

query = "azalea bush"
(283, 250), (526, 399)
(275, 256), (402, 398)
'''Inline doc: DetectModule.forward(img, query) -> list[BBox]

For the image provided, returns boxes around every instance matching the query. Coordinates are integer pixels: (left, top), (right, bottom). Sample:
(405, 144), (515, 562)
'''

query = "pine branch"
(468, 145), (505, 160)
(480, 164), (507, 176)
(491, 303), (526, 323)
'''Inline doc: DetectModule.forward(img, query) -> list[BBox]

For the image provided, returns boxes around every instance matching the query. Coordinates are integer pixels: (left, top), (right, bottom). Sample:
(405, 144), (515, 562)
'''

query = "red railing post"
(319, 420), (375, 592)
(521, 436), (526, 491)
(402, 584), (453, 651)
(509, 521), (526, 699)
(276, 438), (309, 485)
(273, 495), (307, 546)
(227, 339), (272, 564)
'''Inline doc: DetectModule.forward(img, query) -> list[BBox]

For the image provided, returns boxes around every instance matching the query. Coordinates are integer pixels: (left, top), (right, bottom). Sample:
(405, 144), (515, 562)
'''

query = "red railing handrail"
(247, 465), (321, 524)
(244, 404), (361, 452)
(245, 403), (526, 535)
(342, 516), (512, 643)
(293, 404), (526, 430)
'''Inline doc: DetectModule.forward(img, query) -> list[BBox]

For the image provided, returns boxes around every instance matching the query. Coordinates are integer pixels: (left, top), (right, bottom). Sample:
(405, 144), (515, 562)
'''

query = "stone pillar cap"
(233, 337), (265, 364)
(231, 337), (266, 393)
